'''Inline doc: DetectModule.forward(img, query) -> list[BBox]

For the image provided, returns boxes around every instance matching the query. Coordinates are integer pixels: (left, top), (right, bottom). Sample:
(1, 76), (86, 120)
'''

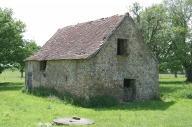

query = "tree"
(129, 3), (168, 62)
(0, 8), (26, 74)
(130, 1), (192, 81)
(140, 4), (168, 62)
(164, 0), (192, 82)
(15, 40), (40, 78)
(129, 2), (143, 26)
(159, 54), (183, 77)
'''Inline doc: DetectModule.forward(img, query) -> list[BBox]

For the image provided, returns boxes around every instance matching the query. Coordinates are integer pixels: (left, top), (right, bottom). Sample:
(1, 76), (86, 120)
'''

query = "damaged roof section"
(26, 14), (127, 61)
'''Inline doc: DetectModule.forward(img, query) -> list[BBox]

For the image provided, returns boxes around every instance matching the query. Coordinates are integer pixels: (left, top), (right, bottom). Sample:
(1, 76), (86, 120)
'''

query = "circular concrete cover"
(53, 117), (94, 125)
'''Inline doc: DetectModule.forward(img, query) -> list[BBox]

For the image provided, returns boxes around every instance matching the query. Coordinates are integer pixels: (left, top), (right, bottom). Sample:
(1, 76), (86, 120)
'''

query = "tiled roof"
(26, 14), (127, 60)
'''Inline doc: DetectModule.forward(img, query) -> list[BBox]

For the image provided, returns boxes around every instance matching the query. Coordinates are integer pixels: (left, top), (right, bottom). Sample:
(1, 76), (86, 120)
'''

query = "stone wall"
(26, 59), (92, 99)
(89, 15), (159, 101)
(26, 15), (158, 102)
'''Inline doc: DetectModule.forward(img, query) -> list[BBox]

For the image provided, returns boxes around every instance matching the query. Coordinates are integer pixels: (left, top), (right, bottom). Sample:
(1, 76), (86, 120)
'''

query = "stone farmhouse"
(25, 13), (159, 102)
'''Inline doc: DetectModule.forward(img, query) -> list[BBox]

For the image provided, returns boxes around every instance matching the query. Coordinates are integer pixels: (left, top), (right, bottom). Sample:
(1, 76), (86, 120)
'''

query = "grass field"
(0, 70), (192, 127)
(0, 69), (24, 83)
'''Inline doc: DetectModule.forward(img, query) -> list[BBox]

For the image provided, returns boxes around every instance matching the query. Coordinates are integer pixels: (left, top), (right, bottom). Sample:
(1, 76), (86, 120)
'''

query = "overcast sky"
(0, 0), (162, 46)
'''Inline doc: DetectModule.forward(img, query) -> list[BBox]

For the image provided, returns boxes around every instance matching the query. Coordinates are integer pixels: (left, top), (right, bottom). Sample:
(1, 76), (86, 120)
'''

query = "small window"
(40, 61), (47, 71)
(117, 38), (127, 56)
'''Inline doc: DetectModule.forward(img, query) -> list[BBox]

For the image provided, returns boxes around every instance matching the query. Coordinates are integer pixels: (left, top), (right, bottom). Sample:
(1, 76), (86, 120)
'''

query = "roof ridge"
(60, 13), (127, 30)
(26, 12), (129, 60)
(87, 13), (129, 58)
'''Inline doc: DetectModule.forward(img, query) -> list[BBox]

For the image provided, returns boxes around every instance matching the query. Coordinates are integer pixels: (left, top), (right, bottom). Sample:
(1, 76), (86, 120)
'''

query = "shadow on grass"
(160, 82), (190, 96)
(94, 100), (175, 111)
(160, 85), (181, 95)
(25, 86), (176, 111)
(0, 82), (24, 91)
(159, 81), (187, 85)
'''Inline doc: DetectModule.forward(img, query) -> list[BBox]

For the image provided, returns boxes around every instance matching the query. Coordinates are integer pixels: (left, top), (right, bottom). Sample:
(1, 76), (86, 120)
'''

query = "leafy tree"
(130, 3), (168, 62)
(139, 4), (168, 62)
(15, 40), (40, 78)
(130, 1), (192, 81)
(129, 2), (143, 26)
(0, 8), (25, 74)
(159, 55), (183, 77)
(164, 0), (192, 81)
(129, 3), (175, 74)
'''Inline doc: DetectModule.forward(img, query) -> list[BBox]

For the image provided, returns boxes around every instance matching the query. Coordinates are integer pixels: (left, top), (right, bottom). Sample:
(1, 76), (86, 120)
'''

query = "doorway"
(123, 79), (136, 102)
(27, 72), (32, 89)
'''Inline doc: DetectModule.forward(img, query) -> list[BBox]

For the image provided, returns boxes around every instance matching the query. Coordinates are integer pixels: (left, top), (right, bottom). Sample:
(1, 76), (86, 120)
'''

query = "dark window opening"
(40, 61), (47, 71)
(117, 38), (127, 55)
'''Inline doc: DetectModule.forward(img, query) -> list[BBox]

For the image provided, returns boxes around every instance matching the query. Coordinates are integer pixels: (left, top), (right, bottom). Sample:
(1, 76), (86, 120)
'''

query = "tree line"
(0, 8), (40, 77)
(129, 0), (192, 82)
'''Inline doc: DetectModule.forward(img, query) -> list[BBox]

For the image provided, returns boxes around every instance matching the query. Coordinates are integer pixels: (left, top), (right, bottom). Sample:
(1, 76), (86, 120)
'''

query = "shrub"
(24, 86), (119, 108)
(31, 86), (58, 97)
(21, 87), (27, 93)
(183, 92), (192, 99)
(63, 93), (88, 107)
(21, 87), (32, 94)
(152, 95), (161, 101)
(63, 93), (118, 108)
(89, 95), (118, 108)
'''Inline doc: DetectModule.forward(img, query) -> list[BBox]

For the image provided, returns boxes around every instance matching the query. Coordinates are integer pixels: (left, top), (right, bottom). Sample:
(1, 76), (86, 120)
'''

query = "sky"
(0, 0), (162, 46)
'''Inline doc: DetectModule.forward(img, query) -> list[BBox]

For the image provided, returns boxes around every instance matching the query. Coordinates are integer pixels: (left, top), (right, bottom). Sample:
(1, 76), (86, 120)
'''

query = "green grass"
(0, 69), (24, 83)
(0, 71), (192, 127)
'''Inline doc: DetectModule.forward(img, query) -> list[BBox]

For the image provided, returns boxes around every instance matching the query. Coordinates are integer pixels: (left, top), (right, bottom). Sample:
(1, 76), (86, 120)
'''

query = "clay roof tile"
(26, 14), (127, 60)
